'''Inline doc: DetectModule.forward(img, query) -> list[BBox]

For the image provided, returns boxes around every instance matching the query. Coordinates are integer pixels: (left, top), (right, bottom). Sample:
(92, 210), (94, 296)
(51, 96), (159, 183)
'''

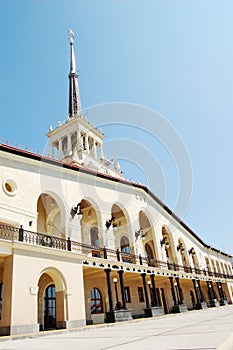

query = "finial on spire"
(68, 29), (74, 44)
(67, 29), (82, 118)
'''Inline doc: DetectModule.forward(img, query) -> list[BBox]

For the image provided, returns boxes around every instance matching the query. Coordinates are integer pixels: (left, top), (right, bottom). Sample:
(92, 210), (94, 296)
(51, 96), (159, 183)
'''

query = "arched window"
(145, 243), (154, 259)
(90, 288), (103, 314)
(90, 227), (100, 247)
(120, 236), (130, 253)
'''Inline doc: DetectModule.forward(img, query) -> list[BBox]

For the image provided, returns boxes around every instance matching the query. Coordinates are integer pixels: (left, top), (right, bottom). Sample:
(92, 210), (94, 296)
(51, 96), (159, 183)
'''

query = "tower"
(46, 30), (123, 178)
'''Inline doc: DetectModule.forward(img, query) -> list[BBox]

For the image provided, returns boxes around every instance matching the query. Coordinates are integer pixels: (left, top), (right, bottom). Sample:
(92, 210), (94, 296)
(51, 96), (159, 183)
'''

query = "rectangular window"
(138, 287), (144, 302)
(124, 286), (131, 303)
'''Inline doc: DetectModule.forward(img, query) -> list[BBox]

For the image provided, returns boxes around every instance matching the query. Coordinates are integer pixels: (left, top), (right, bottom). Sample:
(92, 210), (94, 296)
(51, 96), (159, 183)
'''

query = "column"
(67, 134), (72, 156)
(105, 269), (113, 311)
(192, 279), (200, 304)
(197, 280), (204, 303)
(50, 143), (54, 158)
(93, 140), (97, 159)
(99, 144), (104, 159)
(206, 281), (214, 302)
(141, 273), (150, 309)
(169, 277), (177, 306)
(85, 135), (89, 153)
(118, 270), (127, 310)
(175, 277), (183, 304)
(58, 139), (62, 160)
(150, 274), (159, 307)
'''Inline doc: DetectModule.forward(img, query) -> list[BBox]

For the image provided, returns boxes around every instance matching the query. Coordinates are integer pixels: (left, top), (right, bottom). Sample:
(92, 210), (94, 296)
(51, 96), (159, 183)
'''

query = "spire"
(68, 29), (82, 118)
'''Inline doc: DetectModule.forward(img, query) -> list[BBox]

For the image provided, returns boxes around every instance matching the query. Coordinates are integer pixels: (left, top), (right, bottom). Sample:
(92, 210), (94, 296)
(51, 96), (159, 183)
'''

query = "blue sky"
(1, 0), (233, 255)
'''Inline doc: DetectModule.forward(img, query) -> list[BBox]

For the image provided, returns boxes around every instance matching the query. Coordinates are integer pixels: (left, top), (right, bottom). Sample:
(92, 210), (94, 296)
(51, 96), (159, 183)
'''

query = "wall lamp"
(188, 247), (196, 255)
(106, 216), (115, 230)
(135, 228), (147, 241)
(160, 237), (170, 248)
(177, 243), (185, 253)
(70, 203), (82, 219)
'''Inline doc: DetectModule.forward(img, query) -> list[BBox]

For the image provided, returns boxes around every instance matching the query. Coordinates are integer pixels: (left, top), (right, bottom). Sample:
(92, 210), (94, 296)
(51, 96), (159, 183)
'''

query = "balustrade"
(0, 224), (232, 280)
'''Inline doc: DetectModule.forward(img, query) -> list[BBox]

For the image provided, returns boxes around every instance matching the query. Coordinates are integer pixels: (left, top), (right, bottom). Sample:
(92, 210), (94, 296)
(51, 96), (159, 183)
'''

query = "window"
(138, 287), (144, 302)
(124, 286), (131, 303)
(90, 288), (103, 314)
(0, 283), (2, 320)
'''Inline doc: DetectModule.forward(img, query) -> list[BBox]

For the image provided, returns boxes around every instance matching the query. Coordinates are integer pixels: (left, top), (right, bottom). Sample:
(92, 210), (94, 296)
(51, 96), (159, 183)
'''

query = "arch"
(189, 248), (200, 270)
(37, 267), (67, 331)
(111, 203), (135, 254)
(37, 193), (65, 239)
(138, 209), (159, 263)
(161, 225), (178, 265)
(111, 203), (132, 241)
(90, 287), (103, 314)
(177, 238), (190, 272)
(80, 198), (102, 247)
(80, 197), (103, 229)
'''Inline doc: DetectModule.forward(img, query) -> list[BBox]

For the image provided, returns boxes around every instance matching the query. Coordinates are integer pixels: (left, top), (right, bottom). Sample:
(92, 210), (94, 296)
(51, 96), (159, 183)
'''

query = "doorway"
(44, 284), (56, 330)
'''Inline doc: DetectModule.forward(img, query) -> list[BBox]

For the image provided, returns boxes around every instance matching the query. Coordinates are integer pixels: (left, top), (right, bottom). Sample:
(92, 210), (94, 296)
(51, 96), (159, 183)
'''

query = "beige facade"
(0, 30), (232, 335)
(0, 144), (232, 335)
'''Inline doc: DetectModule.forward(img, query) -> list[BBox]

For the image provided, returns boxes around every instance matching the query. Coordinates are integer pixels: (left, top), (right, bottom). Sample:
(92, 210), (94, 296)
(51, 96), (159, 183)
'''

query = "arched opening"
(79, 199), (101, 256)
(190, 249), (199, 271)
(37, 269), (66, 331)
(111, 204), (134, 257)
(90, 288), (103, 314)
(161, 226), (178, 267)
(138, 210), (158, 266)
(37, 194), (64, 239)
(177, 239), (189, 272)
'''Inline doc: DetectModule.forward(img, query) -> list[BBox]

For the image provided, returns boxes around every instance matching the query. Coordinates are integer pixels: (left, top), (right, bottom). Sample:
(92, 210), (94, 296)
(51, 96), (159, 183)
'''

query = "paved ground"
(1, 305), (233, 350)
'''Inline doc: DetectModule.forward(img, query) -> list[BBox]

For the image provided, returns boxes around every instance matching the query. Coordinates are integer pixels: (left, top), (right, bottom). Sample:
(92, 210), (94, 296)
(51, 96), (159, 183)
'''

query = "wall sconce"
(106, 216), (115, 229)
(188, 247), (196, 255)
(135, 228), (147, 241)
(160, 237), (170, 248)
(177, 243), (185, 253)
(70, 203), (82, 219)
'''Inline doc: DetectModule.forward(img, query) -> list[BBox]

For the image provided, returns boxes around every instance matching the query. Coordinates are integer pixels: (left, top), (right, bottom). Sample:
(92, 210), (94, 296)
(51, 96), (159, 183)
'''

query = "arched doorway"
(37, 269), (66, 331)
(44, 284), (56, 330)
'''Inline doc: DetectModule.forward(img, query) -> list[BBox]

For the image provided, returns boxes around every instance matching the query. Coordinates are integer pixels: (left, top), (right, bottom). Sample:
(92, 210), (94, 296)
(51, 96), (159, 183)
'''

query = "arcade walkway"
(0, 305), (233, 350)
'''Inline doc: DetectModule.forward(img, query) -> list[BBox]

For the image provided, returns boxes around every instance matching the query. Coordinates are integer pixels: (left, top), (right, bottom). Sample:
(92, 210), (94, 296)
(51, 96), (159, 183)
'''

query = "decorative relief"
(30, 287), (38, 295)
(2, 178), (18, 197)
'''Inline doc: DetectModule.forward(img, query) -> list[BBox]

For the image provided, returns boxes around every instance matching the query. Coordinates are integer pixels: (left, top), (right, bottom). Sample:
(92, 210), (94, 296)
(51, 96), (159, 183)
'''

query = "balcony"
(0, 224), (232, 280)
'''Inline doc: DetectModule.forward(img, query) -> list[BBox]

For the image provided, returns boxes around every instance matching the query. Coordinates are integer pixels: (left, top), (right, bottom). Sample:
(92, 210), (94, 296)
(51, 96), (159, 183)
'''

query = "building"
(0, 30), (232, 336)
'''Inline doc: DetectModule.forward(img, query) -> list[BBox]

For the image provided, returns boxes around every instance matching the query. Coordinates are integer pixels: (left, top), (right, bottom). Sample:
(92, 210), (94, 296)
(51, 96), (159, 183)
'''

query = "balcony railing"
(0, 224), (232, 280)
